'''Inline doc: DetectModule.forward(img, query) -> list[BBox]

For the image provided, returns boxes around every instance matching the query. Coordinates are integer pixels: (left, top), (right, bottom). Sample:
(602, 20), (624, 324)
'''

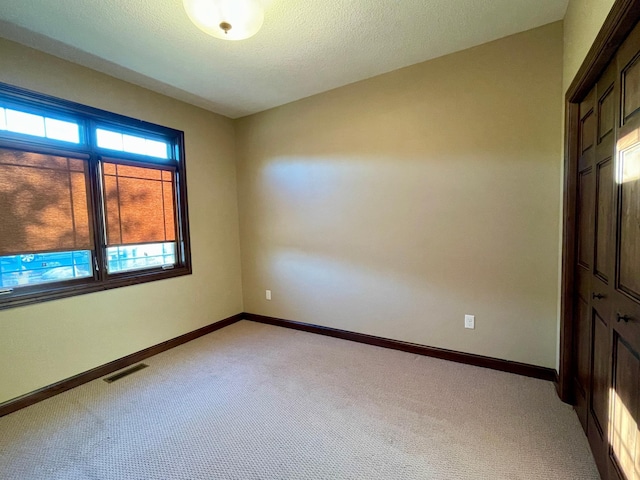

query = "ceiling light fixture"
(183, 0), (264, 41)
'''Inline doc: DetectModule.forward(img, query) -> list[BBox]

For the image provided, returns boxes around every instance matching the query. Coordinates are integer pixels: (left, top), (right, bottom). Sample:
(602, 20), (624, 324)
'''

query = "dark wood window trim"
(558, 0), (640, 403)
(0, 82), (192, 310)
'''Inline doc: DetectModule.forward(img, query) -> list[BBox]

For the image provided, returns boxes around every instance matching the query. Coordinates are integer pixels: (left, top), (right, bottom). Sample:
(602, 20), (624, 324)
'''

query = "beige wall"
(563, 0), (615, 94)
(0, 39), (243, 404)
(236, 22), (564, 368)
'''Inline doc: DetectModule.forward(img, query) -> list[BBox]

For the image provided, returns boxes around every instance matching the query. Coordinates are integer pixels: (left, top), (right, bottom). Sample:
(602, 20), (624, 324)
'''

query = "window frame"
(0, 82), (192, 310)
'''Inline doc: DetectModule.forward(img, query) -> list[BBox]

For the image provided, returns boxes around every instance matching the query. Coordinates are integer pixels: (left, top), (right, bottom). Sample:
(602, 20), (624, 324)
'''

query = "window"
(0, 83), (191, 309)
(0, 107), (81, 143)
(96, 128), (168, 159)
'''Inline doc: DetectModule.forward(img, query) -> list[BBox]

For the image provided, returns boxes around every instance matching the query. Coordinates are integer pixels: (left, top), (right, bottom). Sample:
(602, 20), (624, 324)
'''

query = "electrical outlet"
(265, 290), (271, 300)
(464, 314), (475, 329)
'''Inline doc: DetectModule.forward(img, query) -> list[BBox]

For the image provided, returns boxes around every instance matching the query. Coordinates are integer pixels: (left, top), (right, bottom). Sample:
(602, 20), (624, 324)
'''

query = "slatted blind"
(0, 148), (93, 256)
(102, 162), (177, 247)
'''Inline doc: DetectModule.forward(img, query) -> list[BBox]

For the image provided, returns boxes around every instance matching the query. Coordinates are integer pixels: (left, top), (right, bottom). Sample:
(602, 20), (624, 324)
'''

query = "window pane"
(123, 134), (147, 156)
(102, 162), (176, 247)
(107, 242), (176, 273)
(146, 139), (169, 159)
(45, 118), (80, 143)
(6, 109), (45, 137)
(0, 108), (81, 144)
(0, 250), (92, 288)
(0, 148), (94, 256)
(96, 128), (123, 151)
(97, 127), (169, 159)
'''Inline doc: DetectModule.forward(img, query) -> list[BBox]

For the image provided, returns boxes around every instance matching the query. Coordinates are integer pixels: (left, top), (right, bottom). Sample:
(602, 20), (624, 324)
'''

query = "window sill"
(0, 266), (192, 311)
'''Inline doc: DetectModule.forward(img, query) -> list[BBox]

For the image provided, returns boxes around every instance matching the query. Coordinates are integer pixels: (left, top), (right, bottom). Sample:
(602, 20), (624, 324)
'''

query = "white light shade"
(183, 0), (264, 41)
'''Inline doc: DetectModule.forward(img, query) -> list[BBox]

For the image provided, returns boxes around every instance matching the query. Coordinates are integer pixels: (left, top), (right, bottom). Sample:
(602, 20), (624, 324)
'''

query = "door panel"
(595, 155), (614, 282)
(617, 140), (640, 301)
(589, 309), (611, 473)
(584, 109), (597, 153)
(575, 294), (591, 429)
(610, 336), (639, 480)
(579, 167), (596, 269)
(592, 311), (611, 436)
(622, 54), (640, 123)
(600, 85), (616, 142)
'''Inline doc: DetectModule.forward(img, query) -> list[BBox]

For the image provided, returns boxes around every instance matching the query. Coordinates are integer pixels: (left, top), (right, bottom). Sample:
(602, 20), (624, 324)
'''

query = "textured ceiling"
(0, 0), (569, 118)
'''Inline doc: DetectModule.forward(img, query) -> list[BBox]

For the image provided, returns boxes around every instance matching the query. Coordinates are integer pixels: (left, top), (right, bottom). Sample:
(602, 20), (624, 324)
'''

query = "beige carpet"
(0, 320), (599, 479)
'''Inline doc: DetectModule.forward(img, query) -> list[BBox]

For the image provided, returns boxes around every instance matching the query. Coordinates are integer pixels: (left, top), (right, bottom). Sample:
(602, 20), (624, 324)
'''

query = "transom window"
(0, 106), (81, 143)
(0, 83), (191, 309)
(96, 128), (169, 159)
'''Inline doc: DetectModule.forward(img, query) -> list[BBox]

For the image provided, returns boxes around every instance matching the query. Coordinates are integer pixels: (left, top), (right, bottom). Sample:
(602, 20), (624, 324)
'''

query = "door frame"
(558, 0), (640, 403)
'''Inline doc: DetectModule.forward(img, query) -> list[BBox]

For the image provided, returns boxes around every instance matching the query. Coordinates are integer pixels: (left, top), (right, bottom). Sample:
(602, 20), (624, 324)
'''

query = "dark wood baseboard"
(1, 311), (557, 417)
(0, 313), (243, 417)
(244, 313), (557, 382)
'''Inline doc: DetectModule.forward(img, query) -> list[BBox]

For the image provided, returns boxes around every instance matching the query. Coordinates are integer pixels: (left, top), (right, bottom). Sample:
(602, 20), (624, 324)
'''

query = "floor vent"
(104, 364), (149, 383)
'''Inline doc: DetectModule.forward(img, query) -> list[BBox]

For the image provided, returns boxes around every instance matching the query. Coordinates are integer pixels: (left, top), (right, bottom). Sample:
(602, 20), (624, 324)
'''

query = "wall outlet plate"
(265, 290), (271, 300)
(465, 314), (475, 329)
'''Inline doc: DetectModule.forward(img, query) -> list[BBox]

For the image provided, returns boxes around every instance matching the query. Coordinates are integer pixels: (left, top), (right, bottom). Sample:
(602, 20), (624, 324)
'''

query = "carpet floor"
(0, 320), (599, 479)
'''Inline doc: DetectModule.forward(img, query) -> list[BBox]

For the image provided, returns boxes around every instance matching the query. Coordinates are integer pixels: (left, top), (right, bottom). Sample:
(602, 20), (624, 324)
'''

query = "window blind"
(102, 162), (177, 247)
(0, 148), (93, 256)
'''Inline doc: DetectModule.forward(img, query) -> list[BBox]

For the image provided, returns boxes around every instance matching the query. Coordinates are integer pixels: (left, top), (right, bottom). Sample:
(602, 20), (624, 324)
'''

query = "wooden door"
(574, 60), (618, 477)
(574, 85), (597, 434)
(607, 22), (640, 480)
(571, 19), (640, 480)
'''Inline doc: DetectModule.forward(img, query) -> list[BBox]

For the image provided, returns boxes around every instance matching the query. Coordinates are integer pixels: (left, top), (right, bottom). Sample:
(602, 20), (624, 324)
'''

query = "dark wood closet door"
(574, 86), (597, 434)
(607, 21), (640, 480)
(573, 61), (618, 477)
(590, 60), (618, 477)
(571, 20), (640, 480)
